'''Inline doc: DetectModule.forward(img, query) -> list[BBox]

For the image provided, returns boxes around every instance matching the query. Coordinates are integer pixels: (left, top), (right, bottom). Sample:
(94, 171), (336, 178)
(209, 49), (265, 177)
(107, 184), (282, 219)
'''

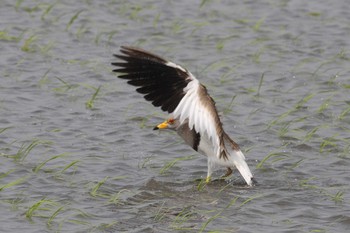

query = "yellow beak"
(153, 120), (168, 130)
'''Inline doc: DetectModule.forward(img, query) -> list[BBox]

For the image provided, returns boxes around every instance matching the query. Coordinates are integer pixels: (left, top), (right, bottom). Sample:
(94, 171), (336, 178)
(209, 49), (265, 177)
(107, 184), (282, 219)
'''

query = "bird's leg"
(206, 159), (214, 183)
(221, 167), (233, 179)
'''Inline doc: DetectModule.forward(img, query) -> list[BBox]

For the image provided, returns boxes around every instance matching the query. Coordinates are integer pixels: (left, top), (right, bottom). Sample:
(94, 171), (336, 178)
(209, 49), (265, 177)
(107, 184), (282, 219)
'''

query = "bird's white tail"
(231, 149), (254, 186)
(223, 133), (255, 186)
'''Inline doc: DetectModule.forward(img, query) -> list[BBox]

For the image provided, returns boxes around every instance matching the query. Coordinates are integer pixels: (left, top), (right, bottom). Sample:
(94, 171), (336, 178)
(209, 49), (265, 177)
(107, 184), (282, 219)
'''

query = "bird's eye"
(168, 119), (175, 124)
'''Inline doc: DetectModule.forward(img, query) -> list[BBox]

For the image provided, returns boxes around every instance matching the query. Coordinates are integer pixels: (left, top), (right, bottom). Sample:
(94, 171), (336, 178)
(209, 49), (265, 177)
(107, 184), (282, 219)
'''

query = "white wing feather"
(173, 73), (222, 158)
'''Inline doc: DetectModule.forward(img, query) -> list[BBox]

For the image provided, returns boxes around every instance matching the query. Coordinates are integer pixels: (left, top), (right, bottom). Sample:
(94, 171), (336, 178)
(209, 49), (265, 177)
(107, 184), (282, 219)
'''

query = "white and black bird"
(112, 46), (256, 186)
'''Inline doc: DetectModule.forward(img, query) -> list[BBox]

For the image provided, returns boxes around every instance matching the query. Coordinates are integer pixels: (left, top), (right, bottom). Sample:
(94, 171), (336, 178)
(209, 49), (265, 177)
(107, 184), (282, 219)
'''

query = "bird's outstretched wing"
(112, 46), (230, 159)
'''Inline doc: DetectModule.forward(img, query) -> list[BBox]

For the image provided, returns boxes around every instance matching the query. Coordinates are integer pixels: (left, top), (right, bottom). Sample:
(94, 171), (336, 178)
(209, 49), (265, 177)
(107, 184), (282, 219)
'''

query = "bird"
(112, 46), (256, 186)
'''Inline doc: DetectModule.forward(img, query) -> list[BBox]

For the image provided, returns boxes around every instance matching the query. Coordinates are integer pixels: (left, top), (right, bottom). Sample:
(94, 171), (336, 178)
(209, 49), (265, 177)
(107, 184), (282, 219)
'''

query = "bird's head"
(153, 118), (179, 130)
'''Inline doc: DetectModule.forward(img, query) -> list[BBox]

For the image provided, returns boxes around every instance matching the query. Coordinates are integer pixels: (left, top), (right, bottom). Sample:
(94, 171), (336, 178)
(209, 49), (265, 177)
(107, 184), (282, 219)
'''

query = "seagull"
(112, 46), (256, 186)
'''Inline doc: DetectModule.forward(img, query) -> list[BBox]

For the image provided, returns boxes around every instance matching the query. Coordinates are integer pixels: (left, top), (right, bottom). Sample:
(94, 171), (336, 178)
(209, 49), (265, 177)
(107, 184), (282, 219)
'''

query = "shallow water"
(1, 0), (349, 232)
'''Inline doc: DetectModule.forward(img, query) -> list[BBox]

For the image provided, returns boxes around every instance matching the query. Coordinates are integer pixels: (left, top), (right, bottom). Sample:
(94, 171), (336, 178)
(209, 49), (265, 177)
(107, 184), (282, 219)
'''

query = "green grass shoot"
(41, 2), (56, 21)
(0, 176), (28, 191)
(268, 93), (315, 128)
(302, 126), (320, 143)
(200, 0), (211, 8)
(53, 77), (78, 92)
(196, 178), (207, 191)
(239, 194), (264, 207)
(0, 127), (12, 134)
(0, 31), (20, 42)
(32, 153), (69, 173)
(171, 206), (193, 227)
(25, 198), (59, 219)
(339, 106), (350, 120)
(47, 205), (65, 227)
(159, 155), (195, 175)
(223, 95), (236, 115)
(66, 10), (84, 31)
(153, 201), (167, 222)
(15, 0), (24, 11)
(256, 151), (289, 169)
(108, 189), (130, 205)
(199, 197), (239, 233)
(90, 176), (109, 198)
(0, 169), (16, 179)
(317, 97), (331, 113)
(10, 139), (51, 162)
(252, 17), (265, 31)
(60, 160), (80, 173)
(256, 72), (265, 96)
(319, 135), (339, 153)
(21, 35), (37, 52)
(331, 191), (344, 203)
(85, 85), (101, 109)
(299, 177), (318, 189)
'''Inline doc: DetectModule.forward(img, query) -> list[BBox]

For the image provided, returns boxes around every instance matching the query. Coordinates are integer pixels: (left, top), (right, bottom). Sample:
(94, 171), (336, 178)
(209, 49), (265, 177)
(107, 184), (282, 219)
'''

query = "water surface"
(0, 0), (349, 232)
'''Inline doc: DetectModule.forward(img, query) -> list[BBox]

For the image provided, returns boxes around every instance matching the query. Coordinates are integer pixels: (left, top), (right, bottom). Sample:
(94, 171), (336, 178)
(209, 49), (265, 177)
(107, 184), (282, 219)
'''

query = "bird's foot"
(221, 167), (233, 179)
(205, 176), (211, 183)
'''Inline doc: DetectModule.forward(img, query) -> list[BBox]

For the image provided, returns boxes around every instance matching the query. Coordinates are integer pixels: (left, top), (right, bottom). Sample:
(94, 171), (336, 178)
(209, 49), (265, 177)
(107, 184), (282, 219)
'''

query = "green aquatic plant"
(38, 68), (51, 87)
(85, 85), (101, 109)
(252, 17), (265, 31)
(252, 47), (265, 64)
(0, 127), (12, 134)
(138, 116), (149, 129)
(60, 160), (80, 174)
(339, 105), (350, 120)
(52, 77), (79, 92)
(159, 155), (195, 175)
(32, 153), (70, 173)
(9, 139), (51, 162)
(171, 206), (196, 230)
(0, 169), (16, 179)
(90, 176), (110, 198)
(0, 175), (28, 192)
(88, 176), (129, 204)
(47, 205), (65, 227)
(268, 93), (315, 128)
(200, 0), (212, 8)
(21, 35), (37, 52)
(90, 221), (119, 232)
(299, 177), (345, 204)
(319, 135), (339, 153)
(66, 10), (84, 31)
(317, 97), (332, 113)
(153, 201), (167, 222)
(299, 177), (318, 189)
(256, 151), (289, 170)
(222, 95), (236, 115)
(330, 191), (344, 203)
(15, 0), (24, 11)
(41, 2), (56, 21)
(239, 194), (264, 208)
(197, 178), (207, 191)
(138, 156), (152, 169)
(25, 198), (60, 219)
(277, 122), (291, 138)
(199, 197), (238, 233)
(256, 72), (265, 96)
(0, 31), (20, 42)
(287, 159), (304, 170)
(302, 126), (321, 143)
(108, 188), (130, 205)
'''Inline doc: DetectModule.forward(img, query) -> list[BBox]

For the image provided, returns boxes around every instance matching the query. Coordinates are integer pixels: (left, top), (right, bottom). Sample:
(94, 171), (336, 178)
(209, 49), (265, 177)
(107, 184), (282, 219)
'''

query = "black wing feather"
(112, 46), (192, 113)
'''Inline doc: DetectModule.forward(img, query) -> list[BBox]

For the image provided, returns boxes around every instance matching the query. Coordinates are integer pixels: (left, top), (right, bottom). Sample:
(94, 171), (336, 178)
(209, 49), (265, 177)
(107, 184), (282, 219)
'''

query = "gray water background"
(0, 0), (349, 232)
